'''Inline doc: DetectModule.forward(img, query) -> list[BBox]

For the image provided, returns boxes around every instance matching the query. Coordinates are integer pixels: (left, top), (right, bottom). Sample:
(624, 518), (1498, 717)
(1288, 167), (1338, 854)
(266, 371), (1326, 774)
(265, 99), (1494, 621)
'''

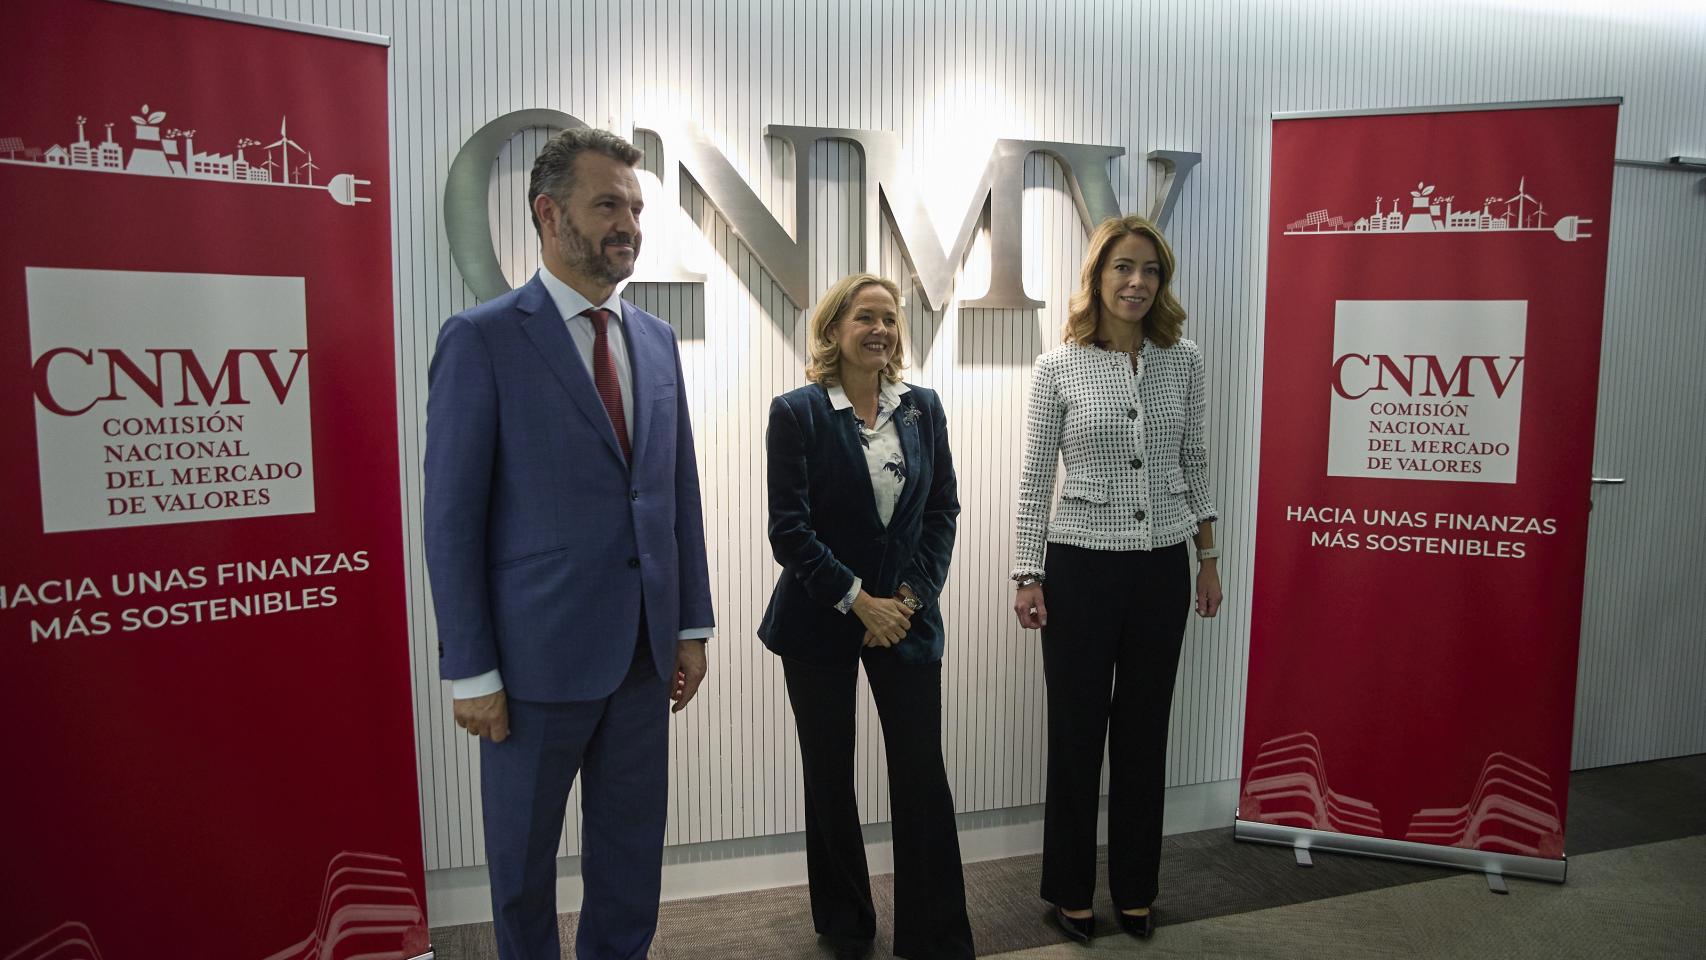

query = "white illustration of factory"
(2, 103), (370, 206)
(1284, 178), (1592, 242)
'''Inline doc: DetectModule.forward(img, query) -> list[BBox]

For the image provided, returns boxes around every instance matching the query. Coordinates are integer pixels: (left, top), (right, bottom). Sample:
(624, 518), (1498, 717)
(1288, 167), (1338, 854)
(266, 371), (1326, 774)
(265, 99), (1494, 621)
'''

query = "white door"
(1573, 164), (1706, 769)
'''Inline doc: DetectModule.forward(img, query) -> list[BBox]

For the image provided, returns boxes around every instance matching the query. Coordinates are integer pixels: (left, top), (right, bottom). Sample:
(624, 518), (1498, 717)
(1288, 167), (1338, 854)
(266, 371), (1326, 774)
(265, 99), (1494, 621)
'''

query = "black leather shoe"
(1053, 906), (1095, 944)
(1117, 908), (1155, 939)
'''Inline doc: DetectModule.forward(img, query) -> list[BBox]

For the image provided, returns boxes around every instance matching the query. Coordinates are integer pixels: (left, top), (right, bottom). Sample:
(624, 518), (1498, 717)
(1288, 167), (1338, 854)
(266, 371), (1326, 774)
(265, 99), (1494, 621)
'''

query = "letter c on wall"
(444, 109), (586, 302)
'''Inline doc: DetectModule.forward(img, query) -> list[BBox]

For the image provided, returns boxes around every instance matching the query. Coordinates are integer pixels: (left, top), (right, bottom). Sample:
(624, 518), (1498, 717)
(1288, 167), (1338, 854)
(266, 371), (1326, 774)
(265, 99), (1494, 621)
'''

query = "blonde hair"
(804, 273), (908, 386)
(1064, 215), (1187, 349)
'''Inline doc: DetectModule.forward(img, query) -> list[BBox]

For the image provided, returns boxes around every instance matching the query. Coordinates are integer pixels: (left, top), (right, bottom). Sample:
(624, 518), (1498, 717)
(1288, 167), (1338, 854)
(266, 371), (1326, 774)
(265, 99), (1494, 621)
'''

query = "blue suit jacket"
(424, 275), (714, 702)
(757, 383), (959, 665)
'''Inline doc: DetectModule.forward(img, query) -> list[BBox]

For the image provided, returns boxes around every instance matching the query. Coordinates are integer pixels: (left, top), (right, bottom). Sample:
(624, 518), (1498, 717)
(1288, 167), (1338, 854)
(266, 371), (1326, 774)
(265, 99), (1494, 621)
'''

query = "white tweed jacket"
(1012, 339), (1218, 578)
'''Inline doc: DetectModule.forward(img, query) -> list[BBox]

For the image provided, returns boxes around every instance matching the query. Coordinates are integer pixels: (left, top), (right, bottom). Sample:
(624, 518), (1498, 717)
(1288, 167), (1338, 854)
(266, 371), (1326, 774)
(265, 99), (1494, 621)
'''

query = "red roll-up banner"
(1, 2), (427, 956)
(1239, 100), (1619, 878)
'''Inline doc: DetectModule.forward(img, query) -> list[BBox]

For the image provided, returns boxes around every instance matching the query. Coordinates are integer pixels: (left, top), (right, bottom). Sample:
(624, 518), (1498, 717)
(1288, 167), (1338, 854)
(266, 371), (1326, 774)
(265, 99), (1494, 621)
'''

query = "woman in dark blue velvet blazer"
(758, 273), (973, 960)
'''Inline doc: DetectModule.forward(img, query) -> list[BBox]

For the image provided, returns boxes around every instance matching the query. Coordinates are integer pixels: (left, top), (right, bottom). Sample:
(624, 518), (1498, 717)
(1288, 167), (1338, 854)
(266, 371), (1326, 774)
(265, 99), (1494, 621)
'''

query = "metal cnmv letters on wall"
(444, 108), (1201, 308)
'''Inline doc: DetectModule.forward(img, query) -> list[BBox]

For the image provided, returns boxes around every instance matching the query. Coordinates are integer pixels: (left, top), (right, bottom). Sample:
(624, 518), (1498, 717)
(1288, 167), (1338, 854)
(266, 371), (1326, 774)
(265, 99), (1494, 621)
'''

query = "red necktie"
(584, 308), (631, 462)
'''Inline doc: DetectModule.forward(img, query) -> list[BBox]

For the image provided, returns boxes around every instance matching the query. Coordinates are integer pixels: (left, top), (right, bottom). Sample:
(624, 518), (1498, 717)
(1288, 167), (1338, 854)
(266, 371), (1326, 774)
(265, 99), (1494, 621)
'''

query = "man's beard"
(563, 219), (640, 285)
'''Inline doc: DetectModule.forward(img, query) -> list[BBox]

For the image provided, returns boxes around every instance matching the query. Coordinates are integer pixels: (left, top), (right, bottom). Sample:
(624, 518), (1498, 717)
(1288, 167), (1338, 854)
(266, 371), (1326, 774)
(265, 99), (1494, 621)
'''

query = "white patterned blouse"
(829, 379), (911, 611)
(1011, 338), (1217, 580)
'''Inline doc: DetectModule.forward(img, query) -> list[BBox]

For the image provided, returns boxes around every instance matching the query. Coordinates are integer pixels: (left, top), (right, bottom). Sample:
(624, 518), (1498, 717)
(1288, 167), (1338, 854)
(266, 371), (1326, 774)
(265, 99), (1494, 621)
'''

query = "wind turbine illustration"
(265, 116), (307, 184)
(1506, 177), (1544, 229)
(262, 118), (368, 204)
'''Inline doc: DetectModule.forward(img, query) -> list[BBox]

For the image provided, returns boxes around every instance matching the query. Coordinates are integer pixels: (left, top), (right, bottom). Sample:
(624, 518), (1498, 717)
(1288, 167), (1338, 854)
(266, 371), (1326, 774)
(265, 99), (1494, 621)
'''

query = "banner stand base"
(1234, 817), (1567, 884)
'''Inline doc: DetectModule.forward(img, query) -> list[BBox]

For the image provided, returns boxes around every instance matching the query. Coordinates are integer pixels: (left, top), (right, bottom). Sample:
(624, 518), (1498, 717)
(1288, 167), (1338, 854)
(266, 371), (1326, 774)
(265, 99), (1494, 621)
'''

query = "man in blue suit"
(425, 127), (715, 960)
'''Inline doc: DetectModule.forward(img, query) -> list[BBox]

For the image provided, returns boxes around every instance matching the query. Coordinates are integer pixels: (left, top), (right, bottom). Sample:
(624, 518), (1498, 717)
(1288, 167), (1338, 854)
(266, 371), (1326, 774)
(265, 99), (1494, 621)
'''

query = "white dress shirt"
(539, 267), (633, 443)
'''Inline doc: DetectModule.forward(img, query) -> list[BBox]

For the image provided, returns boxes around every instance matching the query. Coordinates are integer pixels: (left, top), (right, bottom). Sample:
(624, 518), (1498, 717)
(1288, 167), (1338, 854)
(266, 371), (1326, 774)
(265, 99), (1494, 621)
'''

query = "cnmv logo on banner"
(1326, 300), (1527, 484)
(27, 268), (314, 532)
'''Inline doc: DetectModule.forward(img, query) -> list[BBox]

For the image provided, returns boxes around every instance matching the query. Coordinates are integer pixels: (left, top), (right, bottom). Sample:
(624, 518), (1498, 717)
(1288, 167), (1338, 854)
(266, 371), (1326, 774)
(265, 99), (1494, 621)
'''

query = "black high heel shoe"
(1117, 908), (1155, 939)
(1053, 906), (1096, 944)
(817, 934), (874, 960)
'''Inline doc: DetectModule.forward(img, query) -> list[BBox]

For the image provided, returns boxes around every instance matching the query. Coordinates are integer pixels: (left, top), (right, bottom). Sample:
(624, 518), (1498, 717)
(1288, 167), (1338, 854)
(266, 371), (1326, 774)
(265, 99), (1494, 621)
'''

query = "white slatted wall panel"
(167, 0), (1706, 871)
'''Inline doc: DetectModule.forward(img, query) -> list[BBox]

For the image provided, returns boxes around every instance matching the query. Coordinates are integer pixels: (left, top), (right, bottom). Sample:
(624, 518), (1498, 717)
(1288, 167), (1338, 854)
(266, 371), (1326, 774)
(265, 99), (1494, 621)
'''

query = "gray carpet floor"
(986, 835), (1706, 959)
(429, 753), (1706, 959)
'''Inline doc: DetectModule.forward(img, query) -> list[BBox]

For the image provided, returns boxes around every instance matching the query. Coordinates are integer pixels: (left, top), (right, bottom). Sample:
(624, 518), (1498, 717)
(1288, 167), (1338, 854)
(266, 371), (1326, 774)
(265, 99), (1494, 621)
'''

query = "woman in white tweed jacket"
(1011, 214), (1223, 943)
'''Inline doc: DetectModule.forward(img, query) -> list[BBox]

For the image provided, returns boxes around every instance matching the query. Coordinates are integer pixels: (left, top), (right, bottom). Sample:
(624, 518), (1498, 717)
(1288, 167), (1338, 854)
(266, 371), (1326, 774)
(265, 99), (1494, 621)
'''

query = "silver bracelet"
(1012, 575), (1043, 588)
(1196, 547), (1221, 561)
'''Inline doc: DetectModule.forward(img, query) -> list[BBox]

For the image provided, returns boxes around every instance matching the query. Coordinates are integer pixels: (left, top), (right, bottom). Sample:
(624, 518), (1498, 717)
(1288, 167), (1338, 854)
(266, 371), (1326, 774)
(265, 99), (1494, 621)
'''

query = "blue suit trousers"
(480, 649), (669, 960)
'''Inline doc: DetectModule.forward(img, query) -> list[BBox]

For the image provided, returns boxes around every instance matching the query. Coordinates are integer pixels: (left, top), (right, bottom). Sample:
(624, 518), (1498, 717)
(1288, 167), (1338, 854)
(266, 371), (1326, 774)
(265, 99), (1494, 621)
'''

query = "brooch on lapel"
(899, 403), (922, 428)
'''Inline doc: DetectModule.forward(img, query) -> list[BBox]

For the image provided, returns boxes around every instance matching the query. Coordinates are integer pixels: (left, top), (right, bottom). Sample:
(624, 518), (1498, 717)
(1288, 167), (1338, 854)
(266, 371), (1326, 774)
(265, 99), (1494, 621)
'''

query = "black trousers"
(782, 649), (976, 960)
(1039, 541), (1191, 911)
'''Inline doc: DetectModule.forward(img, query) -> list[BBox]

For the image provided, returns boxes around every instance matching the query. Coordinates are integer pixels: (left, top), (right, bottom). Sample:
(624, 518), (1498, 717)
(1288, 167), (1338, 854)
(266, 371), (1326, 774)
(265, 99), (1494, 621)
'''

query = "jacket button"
(627, 557), (640, 568)
(1128, 409), (1138, 420)
(1134, 509), (1147, 521)
(1131, 457), (1143, 469)
(631, 490), (640, 501)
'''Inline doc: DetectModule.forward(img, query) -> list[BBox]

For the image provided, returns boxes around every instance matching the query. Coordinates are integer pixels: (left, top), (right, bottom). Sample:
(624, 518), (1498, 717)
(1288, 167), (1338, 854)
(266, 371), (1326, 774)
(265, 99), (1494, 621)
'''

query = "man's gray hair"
(527, 127), (644, 236)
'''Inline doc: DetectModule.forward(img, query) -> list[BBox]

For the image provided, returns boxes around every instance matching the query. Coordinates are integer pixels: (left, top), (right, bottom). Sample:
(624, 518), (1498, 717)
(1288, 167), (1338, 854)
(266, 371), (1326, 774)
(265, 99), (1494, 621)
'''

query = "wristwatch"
(898, 584), (925, 611)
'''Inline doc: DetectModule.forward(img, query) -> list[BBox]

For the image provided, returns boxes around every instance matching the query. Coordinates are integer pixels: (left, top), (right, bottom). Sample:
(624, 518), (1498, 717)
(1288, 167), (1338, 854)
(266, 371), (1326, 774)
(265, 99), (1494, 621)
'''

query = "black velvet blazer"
(757, 382), (959, 664)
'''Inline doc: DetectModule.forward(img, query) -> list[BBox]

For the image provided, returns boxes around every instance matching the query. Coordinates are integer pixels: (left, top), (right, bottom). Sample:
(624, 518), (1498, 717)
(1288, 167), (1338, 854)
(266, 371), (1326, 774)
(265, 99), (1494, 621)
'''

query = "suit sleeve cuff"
(678, 627), (714, 641)
(836, 577), (862, 614)
(451, 669), (504, 699)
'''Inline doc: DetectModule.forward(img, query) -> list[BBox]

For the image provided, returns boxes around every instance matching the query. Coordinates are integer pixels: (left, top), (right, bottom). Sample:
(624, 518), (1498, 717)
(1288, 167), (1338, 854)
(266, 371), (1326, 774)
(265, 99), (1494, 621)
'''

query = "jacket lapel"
(624, 302), (658, 468)
(517, 278), (628, 466)
(890, 391), (927, 523)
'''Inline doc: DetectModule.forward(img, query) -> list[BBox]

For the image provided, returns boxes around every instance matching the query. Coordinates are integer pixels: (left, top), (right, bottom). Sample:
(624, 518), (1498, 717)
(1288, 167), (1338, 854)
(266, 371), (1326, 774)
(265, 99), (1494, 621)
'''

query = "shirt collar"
(825, 379), (911, 411)
(537, 267), (625, 324)
(882, 379), (911, 408)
